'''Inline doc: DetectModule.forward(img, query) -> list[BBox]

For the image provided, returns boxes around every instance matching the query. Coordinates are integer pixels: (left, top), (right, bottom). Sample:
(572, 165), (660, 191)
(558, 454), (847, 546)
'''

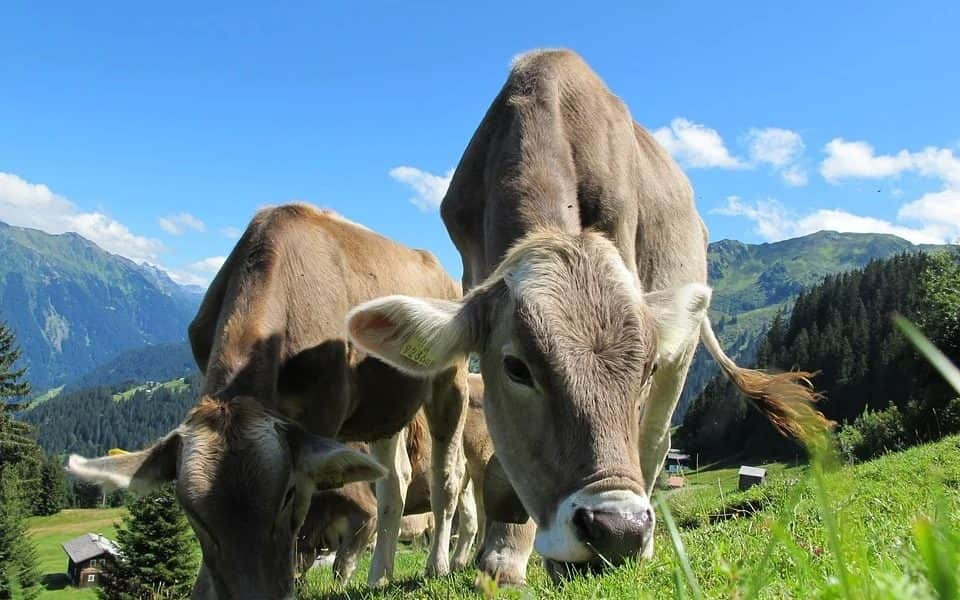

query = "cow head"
(347, 231), (709, 568)
(67, 396), (385, 600)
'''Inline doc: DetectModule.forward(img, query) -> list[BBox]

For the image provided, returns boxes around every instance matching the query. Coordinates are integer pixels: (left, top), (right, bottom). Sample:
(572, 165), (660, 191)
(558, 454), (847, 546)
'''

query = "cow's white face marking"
(534, 489), (653, 562)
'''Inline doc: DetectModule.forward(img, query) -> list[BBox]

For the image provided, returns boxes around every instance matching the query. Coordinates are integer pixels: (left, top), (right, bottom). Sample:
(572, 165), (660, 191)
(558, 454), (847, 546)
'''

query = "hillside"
(18, 373), (201, 457)
(299, 435), (960, 598)
(0, 220), (201, 391)
(678, 230), (946, 421)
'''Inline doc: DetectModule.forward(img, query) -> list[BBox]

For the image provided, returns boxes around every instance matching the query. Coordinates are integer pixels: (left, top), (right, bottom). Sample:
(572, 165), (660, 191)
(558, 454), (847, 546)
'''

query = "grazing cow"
(67, 204), (470, 598)
(347, 50), (826, 577)
(296, 411), (478, 582)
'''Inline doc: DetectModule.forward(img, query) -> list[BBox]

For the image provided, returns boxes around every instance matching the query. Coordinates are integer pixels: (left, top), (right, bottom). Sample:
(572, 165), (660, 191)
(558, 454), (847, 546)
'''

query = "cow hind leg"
(423, 367), (469, 577)
(451, 477), (478, 570)
(367, 430), (411, 587)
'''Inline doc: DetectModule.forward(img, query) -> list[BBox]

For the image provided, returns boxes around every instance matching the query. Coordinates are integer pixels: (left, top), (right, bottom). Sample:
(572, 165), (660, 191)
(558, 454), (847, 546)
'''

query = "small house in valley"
(62, 533), (119, 588)
(665, 449), (690, 474)
(738, 465), (767, 491)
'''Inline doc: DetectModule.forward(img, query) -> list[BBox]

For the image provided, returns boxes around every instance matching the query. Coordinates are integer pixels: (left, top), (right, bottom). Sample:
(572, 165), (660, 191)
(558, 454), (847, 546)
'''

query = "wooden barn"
(62, 533), (119, 588)
(738, 465), (767, 491)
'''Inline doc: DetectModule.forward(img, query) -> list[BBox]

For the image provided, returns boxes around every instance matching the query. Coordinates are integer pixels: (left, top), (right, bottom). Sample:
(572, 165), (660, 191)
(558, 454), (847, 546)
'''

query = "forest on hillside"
(679, 250), (960, 460)
(19, 374), (201, 457)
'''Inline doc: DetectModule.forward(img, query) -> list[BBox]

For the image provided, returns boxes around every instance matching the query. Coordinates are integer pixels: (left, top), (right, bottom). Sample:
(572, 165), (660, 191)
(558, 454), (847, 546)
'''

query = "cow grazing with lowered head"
(68, 204), (470, 598)
(296, 410), (479, 582)
(347, 50), (827, 579)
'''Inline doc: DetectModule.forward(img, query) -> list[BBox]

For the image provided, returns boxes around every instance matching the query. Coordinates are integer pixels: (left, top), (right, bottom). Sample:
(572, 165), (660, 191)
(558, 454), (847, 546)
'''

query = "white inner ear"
(646, 283), (712, 363)
(346, 295), (465, 374)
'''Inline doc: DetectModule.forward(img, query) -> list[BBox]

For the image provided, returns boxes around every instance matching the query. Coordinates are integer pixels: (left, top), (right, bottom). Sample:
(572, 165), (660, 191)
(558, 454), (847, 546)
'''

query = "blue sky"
(1, 2), (957, 285)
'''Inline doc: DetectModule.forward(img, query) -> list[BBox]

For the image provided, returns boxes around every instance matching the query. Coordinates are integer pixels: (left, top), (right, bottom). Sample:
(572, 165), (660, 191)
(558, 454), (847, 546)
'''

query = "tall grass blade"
(893, 313), (960, 395)
(655, 496), (704, 600)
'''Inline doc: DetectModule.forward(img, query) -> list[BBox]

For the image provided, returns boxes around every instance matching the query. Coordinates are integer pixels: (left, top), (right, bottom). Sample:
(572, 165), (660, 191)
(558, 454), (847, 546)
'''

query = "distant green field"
(112, 377), (189, 402)
(26, 508), (126, 600)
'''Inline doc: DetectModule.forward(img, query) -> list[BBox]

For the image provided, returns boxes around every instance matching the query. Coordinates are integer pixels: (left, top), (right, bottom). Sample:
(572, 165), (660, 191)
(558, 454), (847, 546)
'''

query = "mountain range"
(0, 220), (948, 425)
(0, 220), (202, 392)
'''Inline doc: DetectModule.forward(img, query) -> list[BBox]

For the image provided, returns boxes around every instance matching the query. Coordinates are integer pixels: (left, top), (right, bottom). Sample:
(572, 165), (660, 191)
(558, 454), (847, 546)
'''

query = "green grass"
(26, 508), (126, 599)
(112, 377), (188, 402)
(25, 386), (64, 409)
(298, 435), (960, 599)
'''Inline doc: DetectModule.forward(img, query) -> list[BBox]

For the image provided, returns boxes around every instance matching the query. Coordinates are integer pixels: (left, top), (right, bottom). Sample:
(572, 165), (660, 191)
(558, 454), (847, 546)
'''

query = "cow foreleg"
(451, 477), (478, 570)
(423, 366), (469, 577)
(367, 430), (410, 587)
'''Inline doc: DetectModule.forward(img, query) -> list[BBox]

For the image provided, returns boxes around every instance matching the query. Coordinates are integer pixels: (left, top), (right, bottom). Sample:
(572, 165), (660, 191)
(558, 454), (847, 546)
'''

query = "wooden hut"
(738, 466), (767, 491)
(62, 533), (119, 588)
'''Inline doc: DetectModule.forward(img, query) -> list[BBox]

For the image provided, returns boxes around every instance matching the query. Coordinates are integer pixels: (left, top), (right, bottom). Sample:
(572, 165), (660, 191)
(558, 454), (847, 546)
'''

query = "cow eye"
(503, 355), (534, 387)
(651, 362), (659, 375)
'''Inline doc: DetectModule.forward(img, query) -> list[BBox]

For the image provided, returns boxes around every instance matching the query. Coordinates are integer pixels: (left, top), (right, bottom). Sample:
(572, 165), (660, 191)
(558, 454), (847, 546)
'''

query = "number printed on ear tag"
(401, 334), (435, 367)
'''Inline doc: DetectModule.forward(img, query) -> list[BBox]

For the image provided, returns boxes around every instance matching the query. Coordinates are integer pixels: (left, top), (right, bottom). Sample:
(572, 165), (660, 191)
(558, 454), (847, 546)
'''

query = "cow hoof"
(424, 561), (450, 579)
(451, 555), (471, 572)
(475, 558), (526, 587)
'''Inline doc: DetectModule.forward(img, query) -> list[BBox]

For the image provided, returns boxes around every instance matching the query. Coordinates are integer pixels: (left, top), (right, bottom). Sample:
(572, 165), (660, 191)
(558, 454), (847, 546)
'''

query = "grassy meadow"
(300, 435), (960, 599)
(26, 508), (126, 600)
(22, 436), (959, 599)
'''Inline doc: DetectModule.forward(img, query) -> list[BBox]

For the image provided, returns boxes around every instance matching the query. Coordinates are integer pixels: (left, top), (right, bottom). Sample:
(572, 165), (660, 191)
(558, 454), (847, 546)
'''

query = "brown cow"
(68, 204), (470, 598)
(347, 50), (825, 578)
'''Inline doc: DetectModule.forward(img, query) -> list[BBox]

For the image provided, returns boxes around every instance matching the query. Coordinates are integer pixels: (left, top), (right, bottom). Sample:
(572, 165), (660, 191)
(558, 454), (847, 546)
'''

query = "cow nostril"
(572, 506), (654, 562)
(572, 507), (602, 544)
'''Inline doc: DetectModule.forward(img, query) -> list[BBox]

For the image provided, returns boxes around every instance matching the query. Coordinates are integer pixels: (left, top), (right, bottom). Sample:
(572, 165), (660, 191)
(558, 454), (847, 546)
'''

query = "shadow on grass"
(305, 575), (430, 600)
(42, 573), (71, 591)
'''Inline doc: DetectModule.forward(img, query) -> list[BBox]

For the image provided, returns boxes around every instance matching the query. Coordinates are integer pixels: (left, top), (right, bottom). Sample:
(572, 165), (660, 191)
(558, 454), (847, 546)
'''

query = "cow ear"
(483, 454), (529, 524)
(67, 430), (181, 493)
(292, 431), (387, 490)
(645, 283), (712, 363)
(347, 295), (474, 375)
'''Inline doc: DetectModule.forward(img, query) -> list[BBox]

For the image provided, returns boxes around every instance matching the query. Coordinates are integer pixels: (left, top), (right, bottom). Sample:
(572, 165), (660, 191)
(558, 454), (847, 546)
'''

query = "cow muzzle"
(534, 488), (653, 565)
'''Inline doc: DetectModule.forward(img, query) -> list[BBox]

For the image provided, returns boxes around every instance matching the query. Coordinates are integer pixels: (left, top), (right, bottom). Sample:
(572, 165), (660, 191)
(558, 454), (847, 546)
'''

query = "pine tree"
(98, 484), (198, 600)
(0, 322), (29, 403)
(34, 454), (71, 516)
(0, 470), (41, 599)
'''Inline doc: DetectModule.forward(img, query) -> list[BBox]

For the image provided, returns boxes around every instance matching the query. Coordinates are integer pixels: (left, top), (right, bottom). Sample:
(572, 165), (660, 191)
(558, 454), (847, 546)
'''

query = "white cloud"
(780, 165), (808, 186)
(713, 196), (950, 245)
(652, 118), (746, 169)
(158, 212), (206, 235)
(746, 127), (805, 167)
(820, 139), (913, 181)
(0, 171), (166, 263)
(165, 256), (227, 287)
(221, 226), (243, 239)
(898, 189), (960, 228)
(389, 166), (454, 211)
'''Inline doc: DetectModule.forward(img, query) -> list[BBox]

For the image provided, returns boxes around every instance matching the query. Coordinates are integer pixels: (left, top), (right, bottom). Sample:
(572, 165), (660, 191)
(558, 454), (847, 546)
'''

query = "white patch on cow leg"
(451, 477), (478, 570)
(367, 431), (410, 587)
(424, 370), (469, 578)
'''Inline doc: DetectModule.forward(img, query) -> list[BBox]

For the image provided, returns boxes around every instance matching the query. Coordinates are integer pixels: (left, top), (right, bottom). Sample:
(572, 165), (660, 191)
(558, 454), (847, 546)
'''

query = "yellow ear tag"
(400, 334), (436, 367)
(108, 448), (130, 456)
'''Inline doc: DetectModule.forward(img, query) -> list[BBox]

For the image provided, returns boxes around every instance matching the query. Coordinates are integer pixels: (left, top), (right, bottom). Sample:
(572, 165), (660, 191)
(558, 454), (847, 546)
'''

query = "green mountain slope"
(0, 220), (201, 391)
(678, 230), (947, 422)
